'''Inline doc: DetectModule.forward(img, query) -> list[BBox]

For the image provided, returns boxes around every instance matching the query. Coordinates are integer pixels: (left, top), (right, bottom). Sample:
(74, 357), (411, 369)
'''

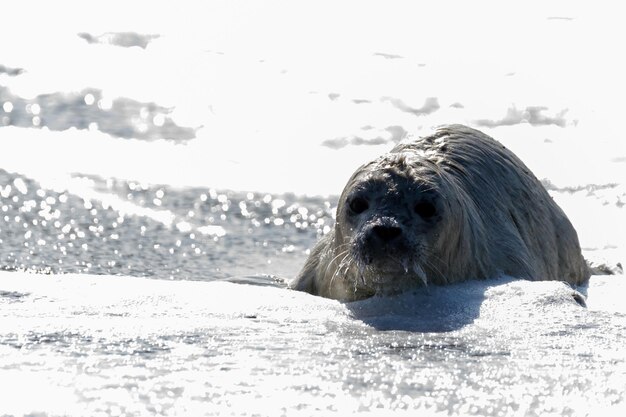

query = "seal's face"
(335, 153), (446, 294)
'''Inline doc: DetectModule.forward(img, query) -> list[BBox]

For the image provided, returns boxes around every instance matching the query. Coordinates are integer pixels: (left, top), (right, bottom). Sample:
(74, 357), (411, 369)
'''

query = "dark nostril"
(372, 225), (402, 242)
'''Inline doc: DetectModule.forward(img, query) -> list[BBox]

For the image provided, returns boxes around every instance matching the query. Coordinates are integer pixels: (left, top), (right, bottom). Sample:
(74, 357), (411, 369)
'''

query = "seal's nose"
(372, 225), (402, 242)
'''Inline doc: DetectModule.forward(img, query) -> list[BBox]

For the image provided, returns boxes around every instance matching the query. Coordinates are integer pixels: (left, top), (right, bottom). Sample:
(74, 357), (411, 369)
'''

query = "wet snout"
(372, 224), (402, 243)
(361, 217), (408, 267)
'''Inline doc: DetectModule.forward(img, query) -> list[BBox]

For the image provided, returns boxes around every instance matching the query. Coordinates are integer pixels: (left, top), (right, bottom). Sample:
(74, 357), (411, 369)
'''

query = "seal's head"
(333, 151), (471, 297)
(291, 125), (589, 301)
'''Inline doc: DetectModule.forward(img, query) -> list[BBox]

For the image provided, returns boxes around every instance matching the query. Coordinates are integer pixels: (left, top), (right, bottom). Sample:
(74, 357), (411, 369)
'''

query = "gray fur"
(291, 125), (590, 300)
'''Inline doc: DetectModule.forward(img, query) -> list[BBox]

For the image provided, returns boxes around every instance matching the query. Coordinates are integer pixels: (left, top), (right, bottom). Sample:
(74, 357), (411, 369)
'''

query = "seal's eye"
(348, 197), (369, 214)
(414, 201), (436, 218)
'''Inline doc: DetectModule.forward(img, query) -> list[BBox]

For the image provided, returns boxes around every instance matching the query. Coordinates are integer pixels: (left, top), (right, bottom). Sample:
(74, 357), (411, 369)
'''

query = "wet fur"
(291, 125), (590, 300)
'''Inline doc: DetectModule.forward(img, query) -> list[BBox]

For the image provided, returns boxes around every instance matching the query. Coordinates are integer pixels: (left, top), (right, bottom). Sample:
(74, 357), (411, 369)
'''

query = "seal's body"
(291, 125), (589, 301)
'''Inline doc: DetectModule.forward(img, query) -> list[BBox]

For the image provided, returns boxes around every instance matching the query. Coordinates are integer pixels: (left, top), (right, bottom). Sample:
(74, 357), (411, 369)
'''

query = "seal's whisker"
(324, 249), (349, 283)
(329, 251), (353, 288)
(412, 262), (428, 286)
(336, 252), (352, 278)
(419, 255), (447, 284)
(418, 184), (437, 194)
(327, 249), (349, 271)
(416, 251), (448, 283)
(332, 243), (352, 253)
(418, 247), (446, 266)
(417, 247), (448, 283)
(359, 272), (366, 287)
(399, 257), (410, 274)
(384, 254), (410, 274)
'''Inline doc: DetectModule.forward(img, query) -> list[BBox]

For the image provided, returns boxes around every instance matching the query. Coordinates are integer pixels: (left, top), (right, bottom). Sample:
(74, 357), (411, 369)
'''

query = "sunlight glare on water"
(0, 0), (625, 416)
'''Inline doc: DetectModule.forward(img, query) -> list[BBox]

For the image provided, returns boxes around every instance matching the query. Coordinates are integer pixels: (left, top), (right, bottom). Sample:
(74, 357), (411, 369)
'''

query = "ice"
(1, 271), (625, 416)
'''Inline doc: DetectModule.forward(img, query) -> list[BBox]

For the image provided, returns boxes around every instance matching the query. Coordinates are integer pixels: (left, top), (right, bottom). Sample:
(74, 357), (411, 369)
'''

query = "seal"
(290, 124), (589, 301)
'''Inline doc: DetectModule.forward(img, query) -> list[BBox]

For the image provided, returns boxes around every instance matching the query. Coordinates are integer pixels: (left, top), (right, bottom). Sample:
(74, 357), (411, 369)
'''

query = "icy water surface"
(1, 272), (626, 416)
(0, 169), (333, 281)
(1, 1), (626, 416)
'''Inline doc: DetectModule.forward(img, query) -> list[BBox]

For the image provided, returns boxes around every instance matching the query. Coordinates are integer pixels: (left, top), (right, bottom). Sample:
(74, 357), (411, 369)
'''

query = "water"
(0, 169), (332, 281)
(1, 1), (625, 415)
